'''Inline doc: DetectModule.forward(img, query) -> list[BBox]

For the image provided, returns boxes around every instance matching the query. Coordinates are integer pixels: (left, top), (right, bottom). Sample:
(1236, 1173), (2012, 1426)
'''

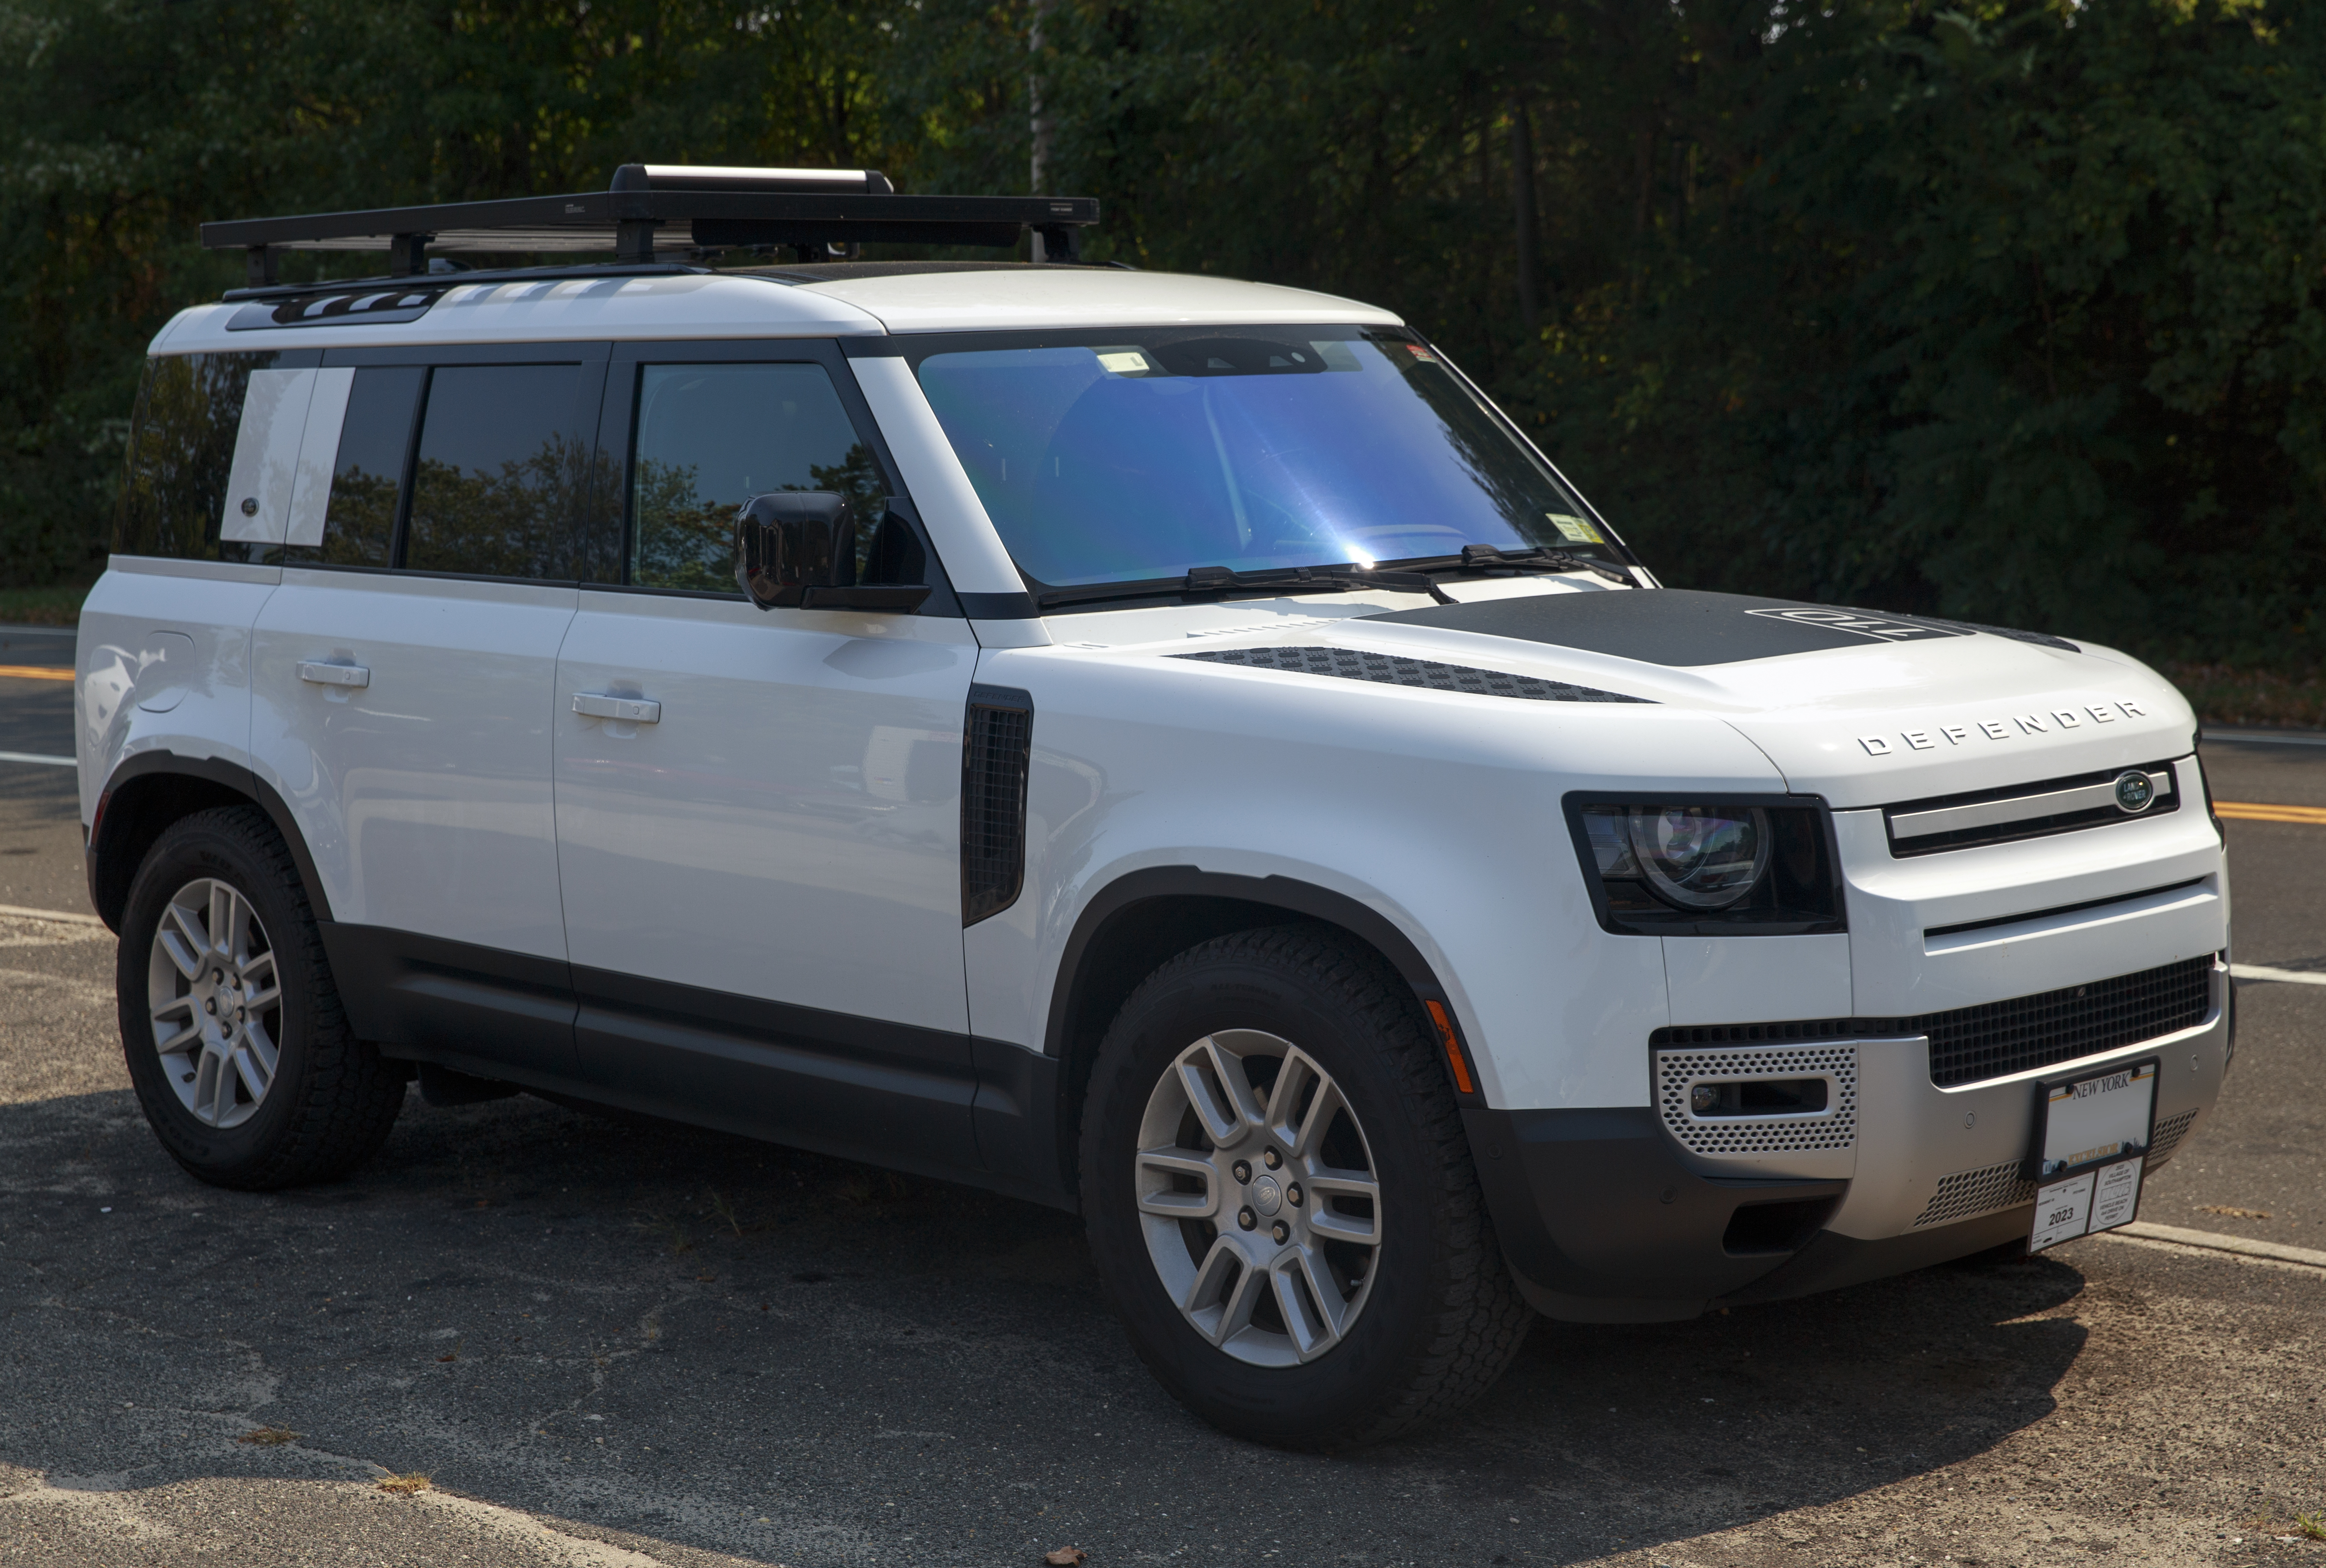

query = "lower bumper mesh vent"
(1910, 1106), (2202, 1229)
(1654, 1043), (1857, 1156)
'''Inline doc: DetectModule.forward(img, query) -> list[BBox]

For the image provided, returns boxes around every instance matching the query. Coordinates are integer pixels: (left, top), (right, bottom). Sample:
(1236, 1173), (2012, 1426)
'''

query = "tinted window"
(630, 363), (889, 592)
(116, 352), (283, 563)
(287, 366), (421, 570)
(405, 364), (584, 577)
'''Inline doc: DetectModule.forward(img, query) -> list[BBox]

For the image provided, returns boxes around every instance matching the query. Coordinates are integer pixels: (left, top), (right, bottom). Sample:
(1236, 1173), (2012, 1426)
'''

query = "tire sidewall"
(1082, 934), (1453, 1444)
(118, 812), (326, 1183)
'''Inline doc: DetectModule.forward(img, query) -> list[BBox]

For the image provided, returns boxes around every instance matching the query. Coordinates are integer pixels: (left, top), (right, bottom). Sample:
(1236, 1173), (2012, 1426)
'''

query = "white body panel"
(78, 559), (278, 816)
(551, 591), (975, 1033)
(249, 570), (574, 957)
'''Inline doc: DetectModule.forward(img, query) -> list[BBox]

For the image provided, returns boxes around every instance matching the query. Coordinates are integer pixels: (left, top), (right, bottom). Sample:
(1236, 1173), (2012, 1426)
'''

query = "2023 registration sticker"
(2027, 1061), (2158, 1254)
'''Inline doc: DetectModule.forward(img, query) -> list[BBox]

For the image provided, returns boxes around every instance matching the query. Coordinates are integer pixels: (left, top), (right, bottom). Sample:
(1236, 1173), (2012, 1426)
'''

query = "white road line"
(0, 902), (104, 927)
(2228, 963), (2326, 986)
(2100, 1221), (2326, 1270)
(0, 749), (72, 767)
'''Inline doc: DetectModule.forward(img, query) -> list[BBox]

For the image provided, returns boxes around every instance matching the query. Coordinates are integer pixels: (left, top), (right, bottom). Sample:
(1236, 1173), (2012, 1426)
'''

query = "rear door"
(551, 341), (982, 1164)
(249, 345), (607, 1084)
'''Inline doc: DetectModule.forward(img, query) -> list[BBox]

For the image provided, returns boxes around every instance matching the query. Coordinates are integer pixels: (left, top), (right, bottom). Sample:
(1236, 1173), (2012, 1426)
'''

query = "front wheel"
(1080, 925), (1532, 1448)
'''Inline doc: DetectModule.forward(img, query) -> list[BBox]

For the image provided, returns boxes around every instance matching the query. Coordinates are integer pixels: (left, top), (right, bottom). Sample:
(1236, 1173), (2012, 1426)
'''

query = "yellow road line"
(2216, 801), (2326, 824)
(0, 664), (72, 681)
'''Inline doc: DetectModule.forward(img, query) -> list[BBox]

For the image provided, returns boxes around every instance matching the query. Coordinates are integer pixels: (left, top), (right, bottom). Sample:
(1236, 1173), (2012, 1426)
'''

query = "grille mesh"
(1654, 1043), (1857, 1156)
(1909, 1107), (2202, 1229)
(961, 691), (1031, 925)
(1650, 957), (2215, 1088)
(1913, 1161), (2034, 1228)
(1176, 645), (1650, 704)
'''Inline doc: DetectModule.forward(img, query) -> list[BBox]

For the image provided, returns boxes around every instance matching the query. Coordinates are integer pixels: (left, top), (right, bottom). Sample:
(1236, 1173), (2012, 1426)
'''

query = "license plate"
(2026, 1060), (2157, 1254)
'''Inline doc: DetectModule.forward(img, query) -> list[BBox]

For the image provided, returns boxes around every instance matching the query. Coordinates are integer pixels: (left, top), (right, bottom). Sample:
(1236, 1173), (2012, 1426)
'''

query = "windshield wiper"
(1035, 564), (1455, 610)
(1417, 544), (1641, 588)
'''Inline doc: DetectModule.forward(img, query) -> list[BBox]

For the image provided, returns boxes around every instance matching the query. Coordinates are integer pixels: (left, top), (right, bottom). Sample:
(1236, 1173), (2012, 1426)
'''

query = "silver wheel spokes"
(1134, 1030), (1383, 1368)
(147, 877), (282, 1130)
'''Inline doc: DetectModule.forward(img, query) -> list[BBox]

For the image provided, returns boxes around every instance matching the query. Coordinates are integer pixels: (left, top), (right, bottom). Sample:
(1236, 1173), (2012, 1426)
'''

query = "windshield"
(911, 327), (1621, 589)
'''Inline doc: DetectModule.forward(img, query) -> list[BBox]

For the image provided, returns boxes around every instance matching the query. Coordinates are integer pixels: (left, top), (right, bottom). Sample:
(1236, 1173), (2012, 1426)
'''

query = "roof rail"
(203, 163), (1101, 287)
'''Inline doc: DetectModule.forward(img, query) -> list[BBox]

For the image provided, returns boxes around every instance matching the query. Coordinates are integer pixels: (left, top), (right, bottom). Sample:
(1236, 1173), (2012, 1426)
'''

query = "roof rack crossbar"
(203, 163), (1099, 261)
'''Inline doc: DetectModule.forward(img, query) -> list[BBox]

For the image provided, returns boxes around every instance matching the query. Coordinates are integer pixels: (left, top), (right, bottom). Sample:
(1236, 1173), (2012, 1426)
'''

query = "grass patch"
(376, 1473), (431, 1495)
(236, 1426), (299, 1446)
(0, 582), (93, 627)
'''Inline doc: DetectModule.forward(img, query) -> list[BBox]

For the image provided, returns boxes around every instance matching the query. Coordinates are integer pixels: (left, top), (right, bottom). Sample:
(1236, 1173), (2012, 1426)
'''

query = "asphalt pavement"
(0, 642), (2319, 1568)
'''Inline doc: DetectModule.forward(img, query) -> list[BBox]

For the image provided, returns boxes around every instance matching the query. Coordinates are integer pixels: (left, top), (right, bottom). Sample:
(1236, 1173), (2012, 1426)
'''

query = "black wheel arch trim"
(88, 751), (336, 933)
(1034, 866), (1484, 1199)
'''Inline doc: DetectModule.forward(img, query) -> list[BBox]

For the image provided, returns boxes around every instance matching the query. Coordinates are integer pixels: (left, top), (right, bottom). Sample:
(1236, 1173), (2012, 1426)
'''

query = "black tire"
(117, 806), (405, 1189)
(1079, 924), (1533, 1448)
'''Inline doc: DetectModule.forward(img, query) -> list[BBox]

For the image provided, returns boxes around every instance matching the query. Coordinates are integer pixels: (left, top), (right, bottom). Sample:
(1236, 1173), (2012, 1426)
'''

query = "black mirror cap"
(735, 490), (856, 610)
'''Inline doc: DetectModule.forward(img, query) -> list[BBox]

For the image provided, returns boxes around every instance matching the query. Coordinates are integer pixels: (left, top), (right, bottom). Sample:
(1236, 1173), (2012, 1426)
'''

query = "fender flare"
(89, 751), (335, 929)
(1040, 865), (1458, 1061)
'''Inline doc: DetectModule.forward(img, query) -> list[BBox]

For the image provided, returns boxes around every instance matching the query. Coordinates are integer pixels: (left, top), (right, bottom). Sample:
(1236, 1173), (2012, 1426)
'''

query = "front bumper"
(1470, 965), (2228, 1322)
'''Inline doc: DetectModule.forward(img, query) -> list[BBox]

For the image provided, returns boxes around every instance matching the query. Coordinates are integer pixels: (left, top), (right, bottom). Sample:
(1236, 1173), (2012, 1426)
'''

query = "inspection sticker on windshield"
(1547, 513), (1605, 545)
(2026, 1060), (2156, 1253)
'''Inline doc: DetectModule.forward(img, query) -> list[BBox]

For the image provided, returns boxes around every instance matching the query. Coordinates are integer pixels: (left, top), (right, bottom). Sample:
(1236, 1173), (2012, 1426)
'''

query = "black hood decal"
(1368, 588), (2074, 667)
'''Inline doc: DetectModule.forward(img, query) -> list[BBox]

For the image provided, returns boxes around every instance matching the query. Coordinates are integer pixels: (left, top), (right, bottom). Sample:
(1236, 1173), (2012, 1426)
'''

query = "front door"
(552, 346), (980, 1164)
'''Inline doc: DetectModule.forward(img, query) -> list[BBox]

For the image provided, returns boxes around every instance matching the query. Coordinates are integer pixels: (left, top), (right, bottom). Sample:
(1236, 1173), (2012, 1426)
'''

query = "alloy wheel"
(146, 877), (282, 1129)
(1133, 1029), (1384, 1366)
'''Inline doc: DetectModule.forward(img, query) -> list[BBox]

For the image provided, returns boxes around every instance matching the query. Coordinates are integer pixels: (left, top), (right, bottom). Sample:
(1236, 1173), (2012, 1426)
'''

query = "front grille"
(1651, 956), (2216, 1088)
(1918, 957), (2213, 1086)
(961, 685), (1032, 925)
(1884, 758), (2182, 857)
(1654, 1043), (1857, 1156)
(1176, 645), (1650, 703)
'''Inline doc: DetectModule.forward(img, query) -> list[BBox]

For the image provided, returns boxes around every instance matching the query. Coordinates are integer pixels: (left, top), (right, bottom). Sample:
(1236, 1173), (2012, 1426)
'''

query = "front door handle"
(296, 660), (369, 688)
(572, 692), (662, 724)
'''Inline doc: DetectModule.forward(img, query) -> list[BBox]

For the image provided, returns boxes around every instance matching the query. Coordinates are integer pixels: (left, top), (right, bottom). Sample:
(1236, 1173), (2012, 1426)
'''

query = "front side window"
(628, 361), (890, 593)
(913, 328), (1618, 590)
(405, 364), (587, 577)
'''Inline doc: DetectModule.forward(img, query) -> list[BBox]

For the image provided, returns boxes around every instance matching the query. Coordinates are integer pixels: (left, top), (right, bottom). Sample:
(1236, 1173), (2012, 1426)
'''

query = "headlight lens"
(1626, 807), (1769, 910)
(1568, 798), (1843, 935)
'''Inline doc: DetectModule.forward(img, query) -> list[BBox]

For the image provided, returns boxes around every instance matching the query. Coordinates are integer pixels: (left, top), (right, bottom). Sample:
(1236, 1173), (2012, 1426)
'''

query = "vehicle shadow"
(0, 1083), (2091, 1566)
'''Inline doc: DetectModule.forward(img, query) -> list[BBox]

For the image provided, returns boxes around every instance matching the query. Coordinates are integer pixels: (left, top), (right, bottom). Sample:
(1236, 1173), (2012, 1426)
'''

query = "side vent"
(962, 684), (1034, 925)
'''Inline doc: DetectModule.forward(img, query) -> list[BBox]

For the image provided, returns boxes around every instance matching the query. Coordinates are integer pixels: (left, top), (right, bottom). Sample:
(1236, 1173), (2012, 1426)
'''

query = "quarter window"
(629, 363), (889, 593)
(287, 366), (422, 570)
(116, 352), (286, 564)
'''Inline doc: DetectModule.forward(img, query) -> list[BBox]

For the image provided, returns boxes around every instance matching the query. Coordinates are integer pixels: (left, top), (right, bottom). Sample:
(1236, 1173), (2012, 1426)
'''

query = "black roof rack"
(203, 163), (1100, 287)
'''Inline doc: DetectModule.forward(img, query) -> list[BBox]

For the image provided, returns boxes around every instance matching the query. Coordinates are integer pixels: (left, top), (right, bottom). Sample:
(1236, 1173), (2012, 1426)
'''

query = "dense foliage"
(2, 0), (2320, 662)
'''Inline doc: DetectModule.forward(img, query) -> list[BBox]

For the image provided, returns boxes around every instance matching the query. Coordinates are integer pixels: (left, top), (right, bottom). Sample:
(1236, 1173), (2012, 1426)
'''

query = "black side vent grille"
(1650, 956), (2217, 1088)
(1176, 645), (1651, 703)
(962, 684), (1033, 925)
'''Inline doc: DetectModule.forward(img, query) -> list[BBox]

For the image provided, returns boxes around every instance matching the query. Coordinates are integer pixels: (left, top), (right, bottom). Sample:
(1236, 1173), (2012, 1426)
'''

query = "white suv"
(79, 168), (2229, 1448)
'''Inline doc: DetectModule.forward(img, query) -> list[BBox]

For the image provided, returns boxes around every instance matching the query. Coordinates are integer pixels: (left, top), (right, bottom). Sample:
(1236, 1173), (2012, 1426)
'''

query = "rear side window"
(116, 352), (287, 563)
(630, 362), (889, 592)
(405, 364), (586, 577)
(285, 366), (422, 570)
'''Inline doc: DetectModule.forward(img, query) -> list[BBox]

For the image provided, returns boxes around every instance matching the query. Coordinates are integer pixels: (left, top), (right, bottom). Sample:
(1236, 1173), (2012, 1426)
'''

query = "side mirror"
(735, 491), (854, 610)
(735, 490), (935, 613)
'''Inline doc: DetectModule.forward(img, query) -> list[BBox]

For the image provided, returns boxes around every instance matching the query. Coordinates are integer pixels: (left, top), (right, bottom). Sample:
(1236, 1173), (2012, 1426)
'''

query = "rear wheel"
(119, 807), (405, 1189)
(1080, 925), (1532, 1448)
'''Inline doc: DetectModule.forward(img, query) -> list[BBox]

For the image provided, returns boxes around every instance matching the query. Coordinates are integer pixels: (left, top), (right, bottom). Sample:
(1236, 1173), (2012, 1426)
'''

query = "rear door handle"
(296, 660), (369, 688)
(573, 692), (662, 724)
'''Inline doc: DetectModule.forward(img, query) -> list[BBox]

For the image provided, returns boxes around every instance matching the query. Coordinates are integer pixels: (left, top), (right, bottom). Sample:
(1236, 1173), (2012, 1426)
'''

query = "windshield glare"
(912, 329), (1615, 589)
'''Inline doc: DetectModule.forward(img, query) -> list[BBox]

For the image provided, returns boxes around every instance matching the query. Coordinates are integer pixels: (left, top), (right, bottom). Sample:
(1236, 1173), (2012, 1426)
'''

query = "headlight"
(1626, 807), (1769, 910)
(1568, 796), (1844, 936)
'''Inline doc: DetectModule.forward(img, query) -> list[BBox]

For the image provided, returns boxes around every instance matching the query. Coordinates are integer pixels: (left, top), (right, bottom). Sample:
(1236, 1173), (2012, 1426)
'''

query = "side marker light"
(1425, 1000), (1475, 1096)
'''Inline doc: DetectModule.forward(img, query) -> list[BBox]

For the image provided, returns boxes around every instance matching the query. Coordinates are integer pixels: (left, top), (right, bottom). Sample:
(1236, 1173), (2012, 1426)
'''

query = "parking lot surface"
(1, 661), (2319, 1567)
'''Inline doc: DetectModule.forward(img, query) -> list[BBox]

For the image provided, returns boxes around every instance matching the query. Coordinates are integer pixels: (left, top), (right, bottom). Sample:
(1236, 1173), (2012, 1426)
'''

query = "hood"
(1338, 588), (2194, 808)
